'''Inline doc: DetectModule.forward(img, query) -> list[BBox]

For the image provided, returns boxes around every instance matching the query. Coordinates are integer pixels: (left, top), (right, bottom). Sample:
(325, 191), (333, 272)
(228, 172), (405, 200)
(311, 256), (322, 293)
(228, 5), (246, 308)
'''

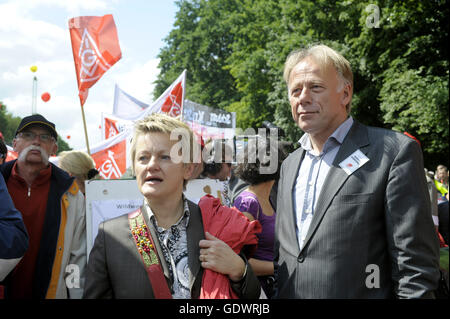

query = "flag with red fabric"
(111, 70), (186, 122)
(69, 14), (122, 106)
(141, 70), (186, 119)
(198, 195), (261, 299)
(89, 130), (130, 179)
(161, 80), (183, 117)
(104, 116), (120, 139)
(5, 145), (18, 162)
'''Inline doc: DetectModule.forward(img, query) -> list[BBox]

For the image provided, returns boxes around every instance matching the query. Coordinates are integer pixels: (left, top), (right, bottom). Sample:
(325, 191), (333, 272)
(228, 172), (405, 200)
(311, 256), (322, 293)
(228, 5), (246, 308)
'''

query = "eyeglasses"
(0, 153), (6, 159)
(18, 131), (55, 143)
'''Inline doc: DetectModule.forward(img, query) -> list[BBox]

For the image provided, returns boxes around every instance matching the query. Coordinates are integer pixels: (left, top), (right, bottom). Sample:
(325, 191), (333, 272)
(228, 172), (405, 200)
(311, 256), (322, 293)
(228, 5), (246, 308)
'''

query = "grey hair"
(284, 44), (353, 113)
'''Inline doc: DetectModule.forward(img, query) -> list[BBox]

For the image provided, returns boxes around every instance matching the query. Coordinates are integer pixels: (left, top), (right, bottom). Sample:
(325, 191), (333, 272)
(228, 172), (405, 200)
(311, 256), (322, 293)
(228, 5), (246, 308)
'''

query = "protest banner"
(182, 99), (236, 141)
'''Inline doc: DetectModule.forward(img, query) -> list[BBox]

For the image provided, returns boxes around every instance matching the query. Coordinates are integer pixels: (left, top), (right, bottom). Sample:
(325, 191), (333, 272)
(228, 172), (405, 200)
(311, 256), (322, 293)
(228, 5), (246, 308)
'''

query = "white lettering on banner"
(210, 112), (231, 125)
(78, 28), (111, 82)
(98, 150), (122, 179)
(194, 110), (205, 123)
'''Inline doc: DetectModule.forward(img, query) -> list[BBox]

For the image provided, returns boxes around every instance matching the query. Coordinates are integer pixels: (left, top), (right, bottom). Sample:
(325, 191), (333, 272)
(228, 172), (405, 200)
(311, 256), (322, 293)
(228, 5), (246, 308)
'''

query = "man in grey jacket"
(274, 44), (440, 298)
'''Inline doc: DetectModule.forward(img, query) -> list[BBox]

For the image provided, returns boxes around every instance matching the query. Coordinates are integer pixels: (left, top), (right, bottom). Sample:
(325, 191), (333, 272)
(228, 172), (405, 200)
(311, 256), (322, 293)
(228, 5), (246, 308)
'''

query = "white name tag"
(339, 149), (369, 175)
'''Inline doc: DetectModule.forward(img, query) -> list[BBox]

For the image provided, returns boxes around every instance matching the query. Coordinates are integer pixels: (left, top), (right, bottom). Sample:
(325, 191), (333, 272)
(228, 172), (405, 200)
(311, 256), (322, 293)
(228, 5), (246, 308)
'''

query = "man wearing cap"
(0, 114), (86, 299)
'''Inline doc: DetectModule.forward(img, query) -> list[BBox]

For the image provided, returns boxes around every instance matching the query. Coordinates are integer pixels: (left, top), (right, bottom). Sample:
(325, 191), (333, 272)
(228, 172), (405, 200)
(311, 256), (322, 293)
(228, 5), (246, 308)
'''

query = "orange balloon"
(67, 135), (71, 139)
(41, 92), (51, 102)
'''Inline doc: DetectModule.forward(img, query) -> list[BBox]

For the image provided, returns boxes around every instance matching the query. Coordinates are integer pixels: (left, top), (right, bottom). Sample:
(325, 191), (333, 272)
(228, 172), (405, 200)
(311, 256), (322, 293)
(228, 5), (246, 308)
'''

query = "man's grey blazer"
(274, 120), (440, 298)
(83, 200), (260, 299)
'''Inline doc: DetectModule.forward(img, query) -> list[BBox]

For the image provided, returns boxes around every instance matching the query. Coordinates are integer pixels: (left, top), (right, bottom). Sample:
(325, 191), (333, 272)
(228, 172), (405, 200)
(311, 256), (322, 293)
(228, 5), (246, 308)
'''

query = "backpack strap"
(128, 209), (172, 299)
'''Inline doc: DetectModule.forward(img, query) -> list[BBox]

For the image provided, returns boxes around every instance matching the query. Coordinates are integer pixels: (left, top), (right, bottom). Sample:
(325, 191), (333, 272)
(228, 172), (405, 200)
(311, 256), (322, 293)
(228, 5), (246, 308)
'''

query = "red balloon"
(67, 135), (71, 139)
(41, 92), (50, 102)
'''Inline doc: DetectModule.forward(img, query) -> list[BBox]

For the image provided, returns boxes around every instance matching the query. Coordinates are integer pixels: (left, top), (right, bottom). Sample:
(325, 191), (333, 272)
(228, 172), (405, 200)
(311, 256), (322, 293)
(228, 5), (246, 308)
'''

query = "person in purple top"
(233, 135), (287, 298)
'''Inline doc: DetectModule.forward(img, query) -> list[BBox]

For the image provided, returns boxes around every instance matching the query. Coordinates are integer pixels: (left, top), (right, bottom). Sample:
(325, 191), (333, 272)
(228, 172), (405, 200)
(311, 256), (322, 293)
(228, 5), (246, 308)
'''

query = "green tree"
(56, 137), (72, 154)
(155, 0), (449, 167)
(348, 0), (449, 168)
(154, 0), (241, 109)
(380, 60), (448, 169)
(0, 102), (22, 145)
(224, 0), (282, 128)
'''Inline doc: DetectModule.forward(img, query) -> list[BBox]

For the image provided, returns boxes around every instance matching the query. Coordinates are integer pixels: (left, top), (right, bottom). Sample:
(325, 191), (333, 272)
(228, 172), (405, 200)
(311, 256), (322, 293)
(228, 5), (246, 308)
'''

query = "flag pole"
(80, 104), (91, 155)
(32, 76), (37, 114)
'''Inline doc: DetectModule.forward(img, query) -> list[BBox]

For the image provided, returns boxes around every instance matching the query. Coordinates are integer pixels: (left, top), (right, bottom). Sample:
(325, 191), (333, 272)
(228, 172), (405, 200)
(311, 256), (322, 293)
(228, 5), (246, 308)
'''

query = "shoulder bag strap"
(128, 209), (172, 299)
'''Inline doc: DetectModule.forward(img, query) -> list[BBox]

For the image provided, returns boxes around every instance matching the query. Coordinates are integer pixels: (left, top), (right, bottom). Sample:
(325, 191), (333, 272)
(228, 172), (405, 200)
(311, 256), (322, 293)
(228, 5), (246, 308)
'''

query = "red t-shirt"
(7, 162), (52, 299)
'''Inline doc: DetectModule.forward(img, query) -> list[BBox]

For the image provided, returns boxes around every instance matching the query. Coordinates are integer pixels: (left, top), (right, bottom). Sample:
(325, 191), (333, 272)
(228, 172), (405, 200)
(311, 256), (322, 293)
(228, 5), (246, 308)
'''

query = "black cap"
(15, 114), (58, 140)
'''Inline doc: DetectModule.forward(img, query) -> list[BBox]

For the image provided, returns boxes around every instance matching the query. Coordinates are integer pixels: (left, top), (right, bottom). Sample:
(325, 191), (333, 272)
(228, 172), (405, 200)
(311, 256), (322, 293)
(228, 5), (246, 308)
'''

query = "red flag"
(5, 145), (18, 162)
(101, 113), (133, 140)
(69, 14), (122, 106)
(104, 115), (120, 139)
(141, 70), (186, 120)
(161, 81), (183, 117)
(90, 132), (128, 179)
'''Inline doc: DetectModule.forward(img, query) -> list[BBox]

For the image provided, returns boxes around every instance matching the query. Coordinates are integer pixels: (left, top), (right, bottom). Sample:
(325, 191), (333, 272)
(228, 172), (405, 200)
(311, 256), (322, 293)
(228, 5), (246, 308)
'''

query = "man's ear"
(341, 83), (352, 107)
(51, 142), (58, 156)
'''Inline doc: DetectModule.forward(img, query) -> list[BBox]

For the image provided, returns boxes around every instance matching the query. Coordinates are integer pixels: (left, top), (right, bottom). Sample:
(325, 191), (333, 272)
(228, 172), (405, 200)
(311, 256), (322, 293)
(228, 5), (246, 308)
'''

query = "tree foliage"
(0, 103), (21, 145)
(155, 0), (448, 168)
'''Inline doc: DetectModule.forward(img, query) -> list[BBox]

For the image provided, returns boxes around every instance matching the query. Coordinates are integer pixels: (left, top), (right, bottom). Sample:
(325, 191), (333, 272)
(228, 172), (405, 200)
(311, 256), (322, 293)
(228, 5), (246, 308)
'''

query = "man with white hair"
(0, 114), (86, 299)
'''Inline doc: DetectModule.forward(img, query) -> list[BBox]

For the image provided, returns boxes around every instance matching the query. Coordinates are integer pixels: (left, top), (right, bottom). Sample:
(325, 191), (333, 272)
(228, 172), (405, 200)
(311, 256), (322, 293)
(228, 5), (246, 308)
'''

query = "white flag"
(112, 84), (150, 120)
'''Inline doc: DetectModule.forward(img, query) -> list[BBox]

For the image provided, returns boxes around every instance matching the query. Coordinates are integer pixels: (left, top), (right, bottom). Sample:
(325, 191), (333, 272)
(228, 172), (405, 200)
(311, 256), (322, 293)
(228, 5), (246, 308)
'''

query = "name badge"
(339, 149), (369, 175)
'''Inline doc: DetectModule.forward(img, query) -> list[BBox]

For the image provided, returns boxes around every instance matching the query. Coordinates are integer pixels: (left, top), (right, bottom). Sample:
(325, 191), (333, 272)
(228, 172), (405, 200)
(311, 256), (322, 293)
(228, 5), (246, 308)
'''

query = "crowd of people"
(0, 44), (448, 299)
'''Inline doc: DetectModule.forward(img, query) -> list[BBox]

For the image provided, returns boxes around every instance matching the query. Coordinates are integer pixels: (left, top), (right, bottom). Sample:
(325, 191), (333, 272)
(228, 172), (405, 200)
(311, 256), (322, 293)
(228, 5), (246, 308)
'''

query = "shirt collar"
(299, 116), (354, 154)
(143, 195), (191, 229)
(11, 160), (52, 186)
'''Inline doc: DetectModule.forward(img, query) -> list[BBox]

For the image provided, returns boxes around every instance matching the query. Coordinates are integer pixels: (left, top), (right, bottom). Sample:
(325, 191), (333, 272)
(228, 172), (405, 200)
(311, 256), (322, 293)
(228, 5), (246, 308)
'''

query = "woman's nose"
(146, 156), (160, 170)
